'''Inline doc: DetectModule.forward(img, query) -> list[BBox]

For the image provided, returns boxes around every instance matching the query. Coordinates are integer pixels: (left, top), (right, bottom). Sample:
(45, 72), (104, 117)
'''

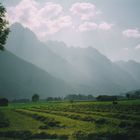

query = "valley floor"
(0, 100), (140, 140)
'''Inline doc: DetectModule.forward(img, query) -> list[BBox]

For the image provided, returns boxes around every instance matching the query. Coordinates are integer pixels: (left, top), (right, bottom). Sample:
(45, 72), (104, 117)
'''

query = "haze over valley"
(0, 22), (139, 99)
(0, 0), (140, 99)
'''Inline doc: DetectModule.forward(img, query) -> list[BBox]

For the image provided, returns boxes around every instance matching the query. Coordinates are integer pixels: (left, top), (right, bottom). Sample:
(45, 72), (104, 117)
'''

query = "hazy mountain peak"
(10, 22), (23, 29)
(10, 22), (37, 41)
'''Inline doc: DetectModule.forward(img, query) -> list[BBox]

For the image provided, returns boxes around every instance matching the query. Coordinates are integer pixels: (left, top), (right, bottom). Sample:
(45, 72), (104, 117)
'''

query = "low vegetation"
(0, 99), (140, 139)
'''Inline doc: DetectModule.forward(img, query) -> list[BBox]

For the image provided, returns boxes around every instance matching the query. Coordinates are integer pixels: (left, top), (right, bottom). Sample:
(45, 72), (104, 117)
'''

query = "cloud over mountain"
(7, 0), (113, 37)
(7, 0), (72, 36)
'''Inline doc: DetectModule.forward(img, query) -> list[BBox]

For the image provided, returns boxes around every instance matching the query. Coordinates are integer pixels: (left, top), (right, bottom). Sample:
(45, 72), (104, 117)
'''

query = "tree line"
(1, 91), (140, 106)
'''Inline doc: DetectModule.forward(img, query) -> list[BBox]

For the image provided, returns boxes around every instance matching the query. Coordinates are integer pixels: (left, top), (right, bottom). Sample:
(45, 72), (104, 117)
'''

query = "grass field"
(0, 99), (140, 140)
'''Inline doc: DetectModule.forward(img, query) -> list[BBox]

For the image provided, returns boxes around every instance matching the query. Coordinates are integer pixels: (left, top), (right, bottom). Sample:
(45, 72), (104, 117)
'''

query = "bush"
(0, 98), (8, 106)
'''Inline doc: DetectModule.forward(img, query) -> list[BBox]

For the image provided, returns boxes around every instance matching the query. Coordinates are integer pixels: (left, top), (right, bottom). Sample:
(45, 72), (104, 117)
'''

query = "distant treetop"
(32, 94), (39, 102)
(0, 3), (10, 51)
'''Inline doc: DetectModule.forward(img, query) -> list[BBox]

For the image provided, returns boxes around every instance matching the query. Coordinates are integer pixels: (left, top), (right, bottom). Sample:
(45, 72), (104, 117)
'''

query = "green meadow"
(0, 100), (140, 140)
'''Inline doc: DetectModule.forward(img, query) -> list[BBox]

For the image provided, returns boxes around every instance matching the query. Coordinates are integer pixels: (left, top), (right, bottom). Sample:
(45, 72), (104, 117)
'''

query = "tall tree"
(0, 3), (9, 51)
(32, 94), (39, 102)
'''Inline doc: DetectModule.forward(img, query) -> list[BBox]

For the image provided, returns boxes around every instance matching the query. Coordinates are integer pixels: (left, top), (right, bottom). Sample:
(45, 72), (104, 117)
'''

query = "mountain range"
(0, 50), (75, 100)
(0, 22), (139, 99)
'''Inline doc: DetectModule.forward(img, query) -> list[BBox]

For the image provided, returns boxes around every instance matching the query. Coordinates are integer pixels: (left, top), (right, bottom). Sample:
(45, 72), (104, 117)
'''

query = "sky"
(1, 0), (140, 62)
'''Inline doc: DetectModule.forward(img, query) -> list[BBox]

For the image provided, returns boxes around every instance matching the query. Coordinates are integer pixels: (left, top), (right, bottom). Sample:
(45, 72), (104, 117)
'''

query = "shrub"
(0, 98), (9, 106)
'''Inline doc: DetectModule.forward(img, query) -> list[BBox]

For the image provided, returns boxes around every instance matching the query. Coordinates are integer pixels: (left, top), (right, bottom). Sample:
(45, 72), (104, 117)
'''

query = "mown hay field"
(0, 99), (140, 140)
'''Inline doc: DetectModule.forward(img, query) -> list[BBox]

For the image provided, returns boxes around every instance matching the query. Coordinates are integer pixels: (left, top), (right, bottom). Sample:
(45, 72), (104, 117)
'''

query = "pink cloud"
(122, 29), (140, 38)
(78, 22), (113, 32)
(45, 16), (72, 34)
(70, 2), (101, 20)
(98, 22), (113, 30)
(79, 22), (97, 32)
(7, 0), (72, 37)
(7, 0), (113, 37)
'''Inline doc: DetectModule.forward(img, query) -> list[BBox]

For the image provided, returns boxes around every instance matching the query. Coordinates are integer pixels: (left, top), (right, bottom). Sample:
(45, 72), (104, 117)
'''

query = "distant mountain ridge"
(3, 23), (140, 98)
(0, 51), (74, 100)
(116, 60), (140, 83)
(6, 23), (85, 83)
(46, 40), (140, 93)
